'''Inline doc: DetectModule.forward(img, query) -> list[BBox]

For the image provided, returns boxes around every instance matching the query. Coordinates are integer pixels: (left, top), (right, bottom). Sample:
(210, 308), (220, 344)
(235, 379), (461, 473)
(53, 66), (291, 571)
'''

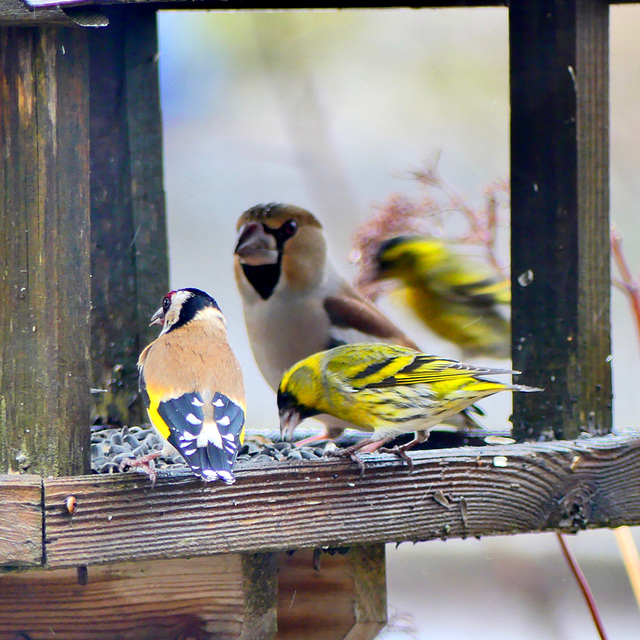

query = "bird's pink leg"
(119, 450), (163, 486)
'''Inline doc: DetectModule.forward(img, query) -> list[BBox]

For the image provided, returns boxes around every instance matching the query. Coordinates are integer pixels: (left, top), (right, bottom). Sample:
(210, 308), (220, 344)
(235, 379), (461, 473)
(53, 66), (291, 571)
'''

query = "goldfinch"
(278, 343), (540, 466)
(127, 288), (245, 484)
(234, 203), (479, 444)
(362, 235), (511, 360)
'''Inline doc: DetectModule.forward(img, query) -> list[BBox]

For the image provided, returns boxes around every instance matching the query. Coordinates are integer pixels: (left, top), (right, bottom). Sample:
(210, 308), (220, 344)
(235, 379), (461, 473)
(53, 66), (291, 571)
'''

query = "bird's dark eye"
(281, 219), (298, 237)
(162, 295), (172, 312)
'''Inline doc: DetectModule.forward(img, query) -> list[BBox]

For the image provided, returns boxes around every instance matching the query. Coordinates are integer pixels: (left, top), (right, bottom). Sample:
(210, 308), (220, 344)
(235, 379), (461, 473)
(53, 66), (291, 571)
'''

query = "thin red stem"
(556, 533), (610, 640)
(611, 227), (640, 351)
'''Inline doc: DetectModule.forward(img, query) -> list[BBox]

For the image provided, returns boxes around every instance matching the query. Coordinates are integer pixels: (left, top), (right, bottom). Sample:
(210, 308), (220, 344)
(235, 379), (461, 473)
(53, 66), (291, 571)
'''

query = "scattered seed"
(433, 490), (451, 509)
(460, 497), (469, 528)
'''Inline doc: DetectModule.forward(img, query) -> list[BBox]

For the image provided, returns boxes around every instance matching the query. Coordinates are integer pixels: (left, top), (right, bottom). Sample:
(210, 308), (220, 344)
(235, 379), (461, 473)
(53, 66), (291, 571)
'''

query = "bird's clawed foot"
(119, 450), (163, 486)
(378, 431), (428, 471)
(325, 437), (395, 476)
(325, 442), (370, 476)
(378, 445), (414, 471)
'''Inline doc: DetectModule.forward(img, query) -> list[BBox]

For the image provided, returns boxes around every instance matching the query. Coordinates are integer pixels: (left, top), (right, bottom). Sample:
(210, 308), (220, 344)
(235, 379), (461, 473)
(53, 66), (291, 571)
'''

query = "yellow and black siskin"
(278, 343), (540, 464)
(370, 236), (511, 360)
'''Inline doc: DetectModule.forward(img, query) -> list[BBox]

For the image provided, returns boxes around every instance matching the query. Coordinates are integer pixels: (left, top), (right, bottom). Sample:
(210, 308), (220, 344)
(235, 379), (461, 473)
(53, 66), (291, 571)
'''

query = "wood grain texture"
(276, 549), (357, 640)
(0, 28), (91, 476)
(0, 555), (257, 640)
(509, 0), (612, 440)
(2, 0), (636, 23)
(0, 475), (42, 568)
(89, 7), (168, 427)
(350, 545), (386, 636)
(42, 435), (640, 569)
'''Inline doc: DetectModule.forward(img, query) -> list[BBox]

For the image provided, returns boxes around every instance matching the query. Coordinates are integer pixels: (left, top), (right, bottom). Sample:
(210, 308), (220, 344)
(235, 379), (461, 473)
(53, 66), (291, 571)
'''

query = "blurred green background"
(157, 8), (640, 638)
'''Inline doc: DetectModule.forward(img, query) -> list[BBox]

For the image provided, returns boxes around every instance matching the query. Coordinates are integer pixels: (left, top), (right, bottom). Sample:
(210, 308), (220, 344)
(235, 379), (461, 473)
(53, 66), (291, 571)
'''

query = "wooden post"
(89, 6), (169, 427)
(509, 0), (612, 440)
(0, 27), (91, 476)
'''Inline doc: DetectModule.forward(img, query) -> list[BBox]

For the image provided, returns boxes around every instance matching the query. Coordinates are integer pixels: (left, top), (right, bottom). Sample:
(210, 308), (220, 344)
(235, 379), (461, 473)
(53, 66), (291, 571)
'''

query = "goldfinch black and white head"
(136, 288), (246, 484)
(149, 288), (223, 335)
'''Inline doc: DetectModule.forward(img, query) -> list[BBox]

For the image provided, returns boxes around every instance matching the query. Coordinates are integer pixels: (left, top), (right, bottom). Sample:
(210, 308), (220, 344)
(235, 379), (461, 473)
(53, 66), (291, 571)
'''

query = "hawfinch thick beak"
(235, 222), (279, 266)
(279, 407), (302, 442)
(149, 307), (165, 327)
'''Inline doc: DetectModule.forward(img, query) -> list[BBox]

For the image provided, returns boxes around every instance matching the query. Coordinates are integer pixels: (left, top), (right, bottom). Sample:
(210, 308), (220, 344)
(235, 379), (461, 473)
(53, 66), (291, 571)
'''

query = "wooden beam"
(39, 435), (640, 569)
(0, 555), (274, 639)
(3, 0), (636, 25)
(89, 6), (169, 426)
(0, 28), (91, 476)
(348, 545), (387, 639)
(0, 475), (42, 568)
(509, 0), (611, 440)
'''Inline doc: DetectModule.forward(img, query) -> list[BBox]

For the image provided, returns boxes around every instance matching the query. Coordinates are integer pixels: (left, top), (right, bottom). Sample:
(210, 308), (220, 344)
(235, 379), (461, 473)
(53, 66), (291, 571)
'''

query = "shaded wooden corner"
(276, 546), (386, 640)
(0, 546), (386, 640)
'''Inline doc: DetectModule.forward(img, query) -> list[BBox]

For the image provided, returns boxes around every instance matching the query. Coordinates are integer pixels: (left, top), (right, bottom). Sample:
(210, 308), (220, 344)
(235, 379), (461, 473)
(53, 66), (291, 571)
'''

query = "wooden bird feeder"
(0, 1), (638, 638)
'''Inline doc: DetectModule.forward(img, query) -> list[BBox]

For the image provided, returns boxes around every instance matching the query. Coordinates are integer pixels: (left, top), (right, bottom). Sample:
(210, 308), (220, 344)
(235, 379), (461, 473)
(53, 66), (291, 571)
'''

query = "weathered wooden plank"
(276, 545), (386, 640)
(0, 475), (42, 568)
(510, 0), (611, 440)
(0, 28), (91, 476)
(3, 0), (636, 25)
(0, 555), (261, 640)
(276, 549), (358, 640)
(88, 6), (169, 426)
(42, 435), (640, 569)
